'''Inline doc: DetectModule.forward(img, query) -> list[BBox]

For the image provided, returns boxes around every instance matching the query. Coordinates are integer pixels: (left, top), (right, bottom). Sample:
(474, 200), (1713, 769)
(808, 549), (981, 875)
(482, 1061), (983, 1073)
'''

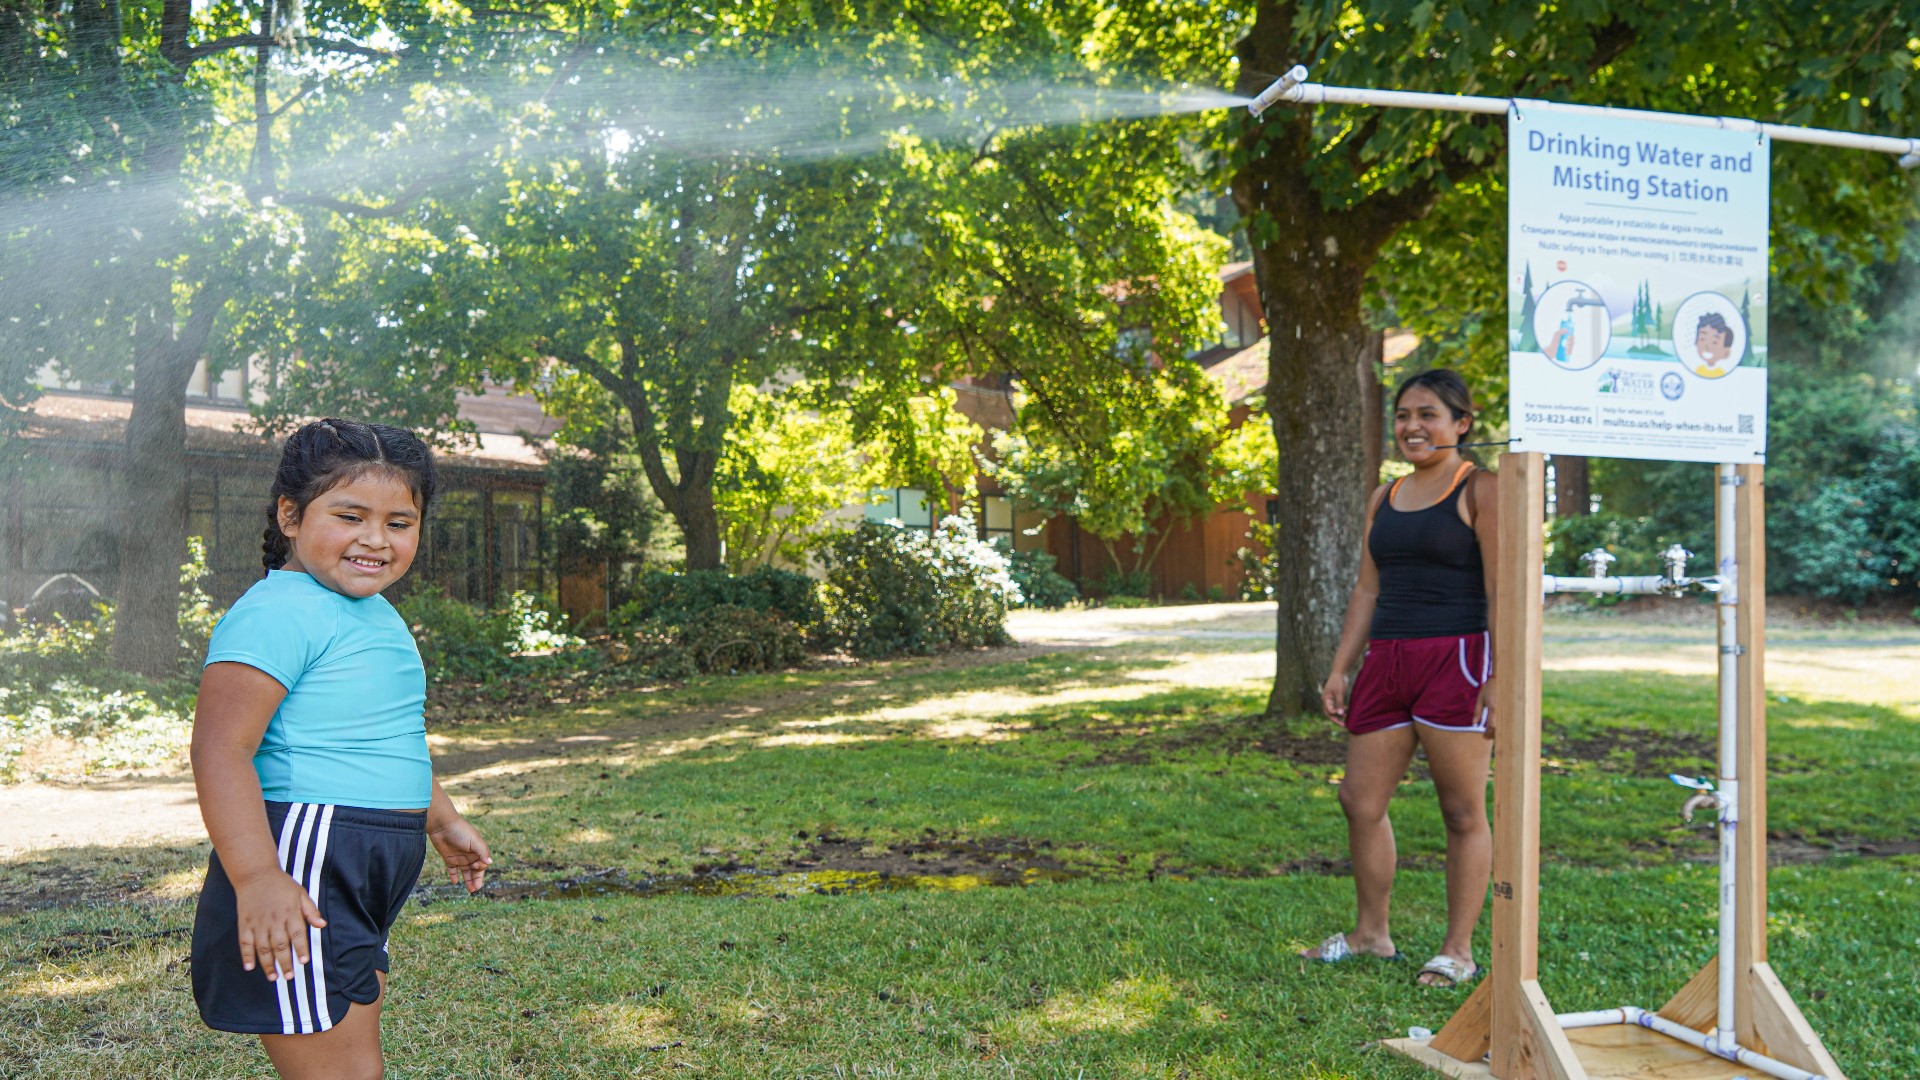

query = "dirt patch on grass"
(1052, 711), (1348, 769)
(479, 831), (1084, 902)
(1544, 727), (1715, 775)
(430, 642), (1064, 778)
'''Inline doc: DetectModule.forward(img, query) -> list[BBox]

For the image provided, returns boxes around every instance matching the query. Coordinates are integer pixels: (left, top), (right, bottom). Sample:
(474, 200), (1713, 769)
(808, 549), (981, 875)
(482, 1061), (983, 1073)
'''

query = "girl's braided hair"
(261, 419), (438, 574)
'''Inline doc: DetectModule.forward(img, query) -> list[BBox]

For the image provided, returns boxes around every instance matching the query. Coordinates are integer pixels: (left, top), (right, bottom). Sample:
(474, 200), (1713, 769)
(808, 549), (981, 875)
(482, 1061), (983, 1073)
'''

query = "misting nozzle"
(1248, 65), (1310, 118)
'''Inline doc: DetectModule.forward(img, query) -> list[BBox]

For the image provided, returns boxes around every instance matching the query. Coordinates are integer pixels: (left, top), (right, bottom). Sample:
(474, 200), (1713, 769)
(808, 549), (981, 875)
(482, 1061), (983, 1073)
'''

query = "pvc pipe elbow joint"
(1249, 65), (1310, 118)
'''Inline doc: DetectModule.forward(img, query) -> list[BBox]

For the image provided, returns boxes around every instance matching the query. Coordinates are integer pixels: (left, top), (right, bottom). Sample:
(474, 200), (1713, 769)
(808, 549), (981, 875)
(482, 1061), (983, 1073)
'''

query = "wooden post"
(1391, 459), (1844, 1079)
(1488, 453), (1585, 1079)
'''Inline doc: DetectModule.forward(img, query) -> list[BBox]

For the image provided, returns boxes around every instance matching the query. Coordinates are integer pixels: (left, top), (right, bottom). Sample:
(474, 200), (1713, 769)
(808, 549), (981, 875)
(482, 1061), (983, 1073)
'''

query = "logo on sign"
(1597, 368), (1655, 398)
(1661, 372), (1686, 401)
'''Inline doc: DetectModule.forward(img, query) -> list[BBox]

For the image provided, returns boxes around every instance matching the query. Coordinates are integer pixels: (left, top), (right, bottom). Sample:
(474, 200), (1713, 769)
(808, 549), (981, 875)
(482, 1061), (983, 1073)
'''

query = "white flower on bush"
(930, 516), (1023, 606)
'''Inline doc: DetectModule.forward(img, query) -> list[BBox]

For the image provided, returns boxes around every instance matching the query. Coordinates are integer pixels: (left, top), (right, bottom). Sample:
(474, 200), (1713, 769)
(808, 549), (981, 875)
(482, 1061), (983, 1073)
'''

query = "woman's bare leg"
(1418, 727), (1493, 981)
(259, 971), (385, 1080)
(1304, 724), (1418, 958)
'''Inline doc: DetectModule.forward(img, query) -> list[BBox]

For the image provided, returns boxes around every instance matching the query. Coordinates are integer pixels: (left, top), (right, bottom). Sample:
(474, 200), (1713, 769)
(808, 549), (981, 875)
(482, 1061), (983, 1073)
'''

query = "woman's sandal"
(1303, 932), (1405, 963)
(1415, 954), (1479, 988)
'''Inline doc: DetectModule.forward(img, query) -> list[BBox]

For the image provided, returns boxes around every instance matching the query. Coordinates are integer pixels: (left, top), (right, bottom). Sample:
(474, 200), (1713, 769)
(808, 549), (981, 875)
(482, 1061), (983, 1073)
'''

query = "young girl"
(1304, 370), (1498, 990)
(190, 418), (493, 1078)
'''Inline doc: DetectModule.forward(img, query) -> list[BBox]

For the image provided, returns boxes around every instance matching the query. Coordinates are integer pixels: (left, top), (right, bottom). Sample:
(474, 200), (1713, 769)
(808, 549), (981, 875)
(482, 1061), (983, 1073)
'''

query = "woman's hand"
(233, 870), (326, 980)
(429, 816), (493, 893)
(1475, 676), (1497, 740)
(1321, 672), (1351, 723)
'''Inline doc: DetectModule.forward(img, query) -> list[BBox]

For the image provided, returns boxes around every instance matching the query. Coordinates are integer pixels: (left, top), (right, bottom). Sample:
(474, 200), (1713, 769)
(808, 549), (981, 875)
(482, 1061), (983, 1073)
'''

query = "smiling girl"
(1303, 370), (1498, 991)
(190, 419), (492, 1079)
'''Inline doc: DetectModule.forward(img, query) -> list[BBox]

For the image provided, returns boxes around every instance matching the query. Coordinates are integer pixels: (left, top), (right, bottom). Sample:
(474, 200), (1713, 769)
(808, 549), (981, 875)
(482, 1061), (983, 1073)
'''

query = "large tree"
(1229, 0), (1920, 713)
(0, 0), (459, 675)
(255, 4), (1228, 571)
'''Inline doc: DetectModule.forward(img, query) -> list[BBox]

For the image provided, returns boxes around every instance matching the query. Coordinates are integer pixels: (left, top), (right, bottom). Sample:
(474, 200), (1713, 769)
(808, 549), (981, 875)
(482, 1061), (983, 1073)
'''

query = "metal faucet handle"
(1578, 548), (1616, 578)
(1659, 544), (1694, 582)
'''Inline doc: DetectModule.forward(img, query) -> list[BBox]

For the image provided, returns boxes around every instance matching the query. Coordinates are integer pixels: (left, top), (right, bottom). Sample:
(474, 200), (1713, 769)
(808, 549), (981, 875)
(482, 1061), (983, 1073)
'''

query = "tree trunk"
(1256, 296), (1375, 717)
(1555, 454), (1591, 518)
(109, 275), (201, 677)
(1233, 19), (1445, 717)
(1359, 329), (1385, 486)
(679, 490), (723, 571)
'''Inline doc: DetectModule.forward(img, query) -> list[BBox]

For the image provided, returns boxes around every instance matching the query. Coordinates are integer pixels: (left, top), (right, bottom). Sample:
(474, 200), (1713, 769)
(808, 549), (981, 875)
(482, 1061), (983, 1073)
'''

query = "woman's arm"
(1322, 485), (1390, 722)
(191, 662), (324, 981)
(1471, 470), (1501, 738)
(425, 777), (492, 893)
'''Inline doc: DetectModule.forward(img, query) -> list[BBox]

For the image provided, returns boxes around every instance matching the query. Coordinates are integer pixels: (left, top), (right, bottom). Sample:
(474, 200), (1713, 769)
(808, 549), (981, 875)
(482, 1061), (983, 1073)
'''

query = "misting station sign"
(1507, 106), (1770, 463)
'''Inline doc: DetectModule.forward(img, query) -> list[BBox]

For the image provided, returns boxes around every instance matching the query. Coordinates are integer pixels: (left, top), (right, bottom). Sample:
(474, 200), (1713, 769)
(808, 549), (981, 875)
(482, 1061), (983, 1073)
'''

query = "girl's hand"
(233, 870), (326, 980)
(1475, 677), (1497, 740)
(429, 816), (493, 893)
(1321, 672), (1350, 723)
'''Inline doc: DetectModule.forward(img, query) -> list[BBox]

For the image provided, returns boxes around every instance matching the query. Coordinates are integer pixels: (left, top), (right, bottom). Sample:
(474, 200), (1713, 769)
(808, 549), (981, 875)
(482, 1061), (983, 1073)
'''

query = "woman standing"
(1302, 369), (1497, 989)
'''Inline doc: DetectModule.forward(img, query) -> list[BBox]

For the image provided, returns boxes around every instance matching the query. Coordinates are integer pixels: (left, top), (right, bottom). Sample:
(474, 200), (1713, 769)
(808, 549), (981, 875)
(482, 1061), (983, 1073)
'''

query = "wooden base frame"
(1387, 456), (1845, 1080)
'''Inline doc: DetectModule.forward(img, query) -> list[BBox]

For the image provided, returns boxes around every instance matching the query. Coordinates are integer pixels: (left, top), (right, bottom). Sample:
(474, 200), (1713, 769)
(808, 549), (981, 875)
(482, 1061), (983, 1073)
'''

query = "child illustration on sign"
(1692, 313), (1735, 378)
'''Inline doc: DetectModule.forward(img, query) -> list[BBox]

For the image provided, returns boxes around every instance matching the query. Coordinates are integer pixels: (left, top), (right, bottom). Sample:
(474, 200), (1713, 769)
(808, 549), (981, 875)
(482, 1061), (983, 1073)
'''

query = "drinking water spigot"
(1669, 774), (1721, 823)
(1579, 548), (1616, 579)
(1659, 544), (1694, 595)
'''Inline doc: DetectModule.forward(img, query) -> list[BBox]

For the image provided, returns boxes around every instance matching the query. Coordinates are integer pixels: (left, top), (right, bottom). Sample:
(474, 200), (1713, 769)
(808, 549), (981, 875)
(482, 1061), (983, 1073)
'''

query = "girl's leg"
(1417, 727), (1494, 981)
(1304, 724), (1418, 958)
(259, 972), (385, 1080)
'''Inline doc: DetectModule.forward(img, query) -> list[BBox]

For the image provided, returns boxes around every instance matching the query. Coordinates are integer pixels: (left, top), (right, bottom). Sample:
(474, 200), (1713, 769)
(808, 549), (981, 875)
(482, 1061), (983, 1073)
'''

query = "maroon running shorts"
(1344, 632), (1490, 735)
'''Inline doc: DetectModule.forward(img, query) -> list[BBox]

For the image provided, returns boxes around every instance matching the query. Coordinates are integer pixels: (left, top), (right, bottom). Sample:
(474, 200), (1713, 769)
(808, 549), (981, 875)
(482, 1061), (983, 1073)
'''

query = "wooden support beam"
(1748, 964), (1847, 1079)
(1486, 453), (1572, 1079)
(1430, 978), (1493, 1063)
(1518, 979), (1590, 1080)
(1733, 462), (1768, 1051)
(1656, 957), (1718, 1033)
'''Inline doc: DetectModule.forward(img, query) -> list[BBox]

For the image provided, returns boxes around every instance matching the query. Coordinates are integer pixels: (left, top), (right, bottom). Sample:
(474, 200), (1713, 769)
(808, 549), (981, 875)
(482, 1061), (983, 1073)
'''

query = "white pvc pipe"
(1542, 574), (1666, 596)
(1714, 464), (1742, 1047)
(1552, 1007), (1826, 1080)
(1264, 81), (1920, 162)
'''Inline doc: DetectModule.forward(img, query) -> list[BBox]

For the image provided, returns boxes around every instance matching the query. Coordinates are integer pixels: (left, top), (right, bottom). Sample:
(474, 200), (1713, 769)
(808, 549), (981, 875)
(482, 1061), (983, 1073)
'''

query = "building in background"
(2, 366), (558, 615)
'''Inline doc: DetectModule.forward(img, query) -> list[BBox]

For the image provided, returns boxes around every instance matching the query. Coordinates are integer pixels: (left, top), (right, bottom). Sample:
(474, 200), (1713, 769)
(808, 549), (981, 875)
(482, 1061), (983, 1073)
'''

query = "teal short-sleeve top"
(204, 570), (432, 810)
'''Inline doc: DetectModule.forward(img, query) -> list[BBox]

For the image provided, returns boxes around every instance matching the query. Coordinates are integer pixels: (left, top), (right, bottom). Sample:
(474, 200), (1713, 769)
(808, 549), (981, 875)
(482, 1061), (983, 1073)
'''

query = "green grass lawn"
(4, 618), (1918, 1077)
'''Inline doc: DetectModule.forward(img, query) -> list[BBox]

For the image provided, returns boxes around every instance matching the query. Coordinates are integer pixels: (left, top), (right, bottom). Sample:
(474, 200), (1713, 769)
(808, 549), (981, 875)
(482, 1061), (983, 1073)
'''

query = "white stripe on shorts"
(305, 804), (337, 1032)
(272, 804), (306, 1035)
(288, 803), (321, 1034)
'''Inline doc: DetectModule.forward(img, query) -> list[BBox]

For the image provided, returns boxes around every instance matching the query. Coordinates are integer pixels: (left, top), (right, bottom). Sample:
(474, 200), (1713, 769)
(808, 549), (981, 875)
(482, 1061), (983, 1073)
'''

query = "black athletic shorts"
(192, 801), (427, 1035)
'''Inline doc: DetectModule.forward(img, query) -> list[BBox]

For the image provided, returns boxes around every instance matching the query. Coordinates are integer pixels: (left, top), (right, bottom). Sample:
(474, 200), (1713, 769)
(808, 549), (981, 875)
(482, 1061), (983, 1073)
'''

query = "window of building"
(865, 488), (934, 532)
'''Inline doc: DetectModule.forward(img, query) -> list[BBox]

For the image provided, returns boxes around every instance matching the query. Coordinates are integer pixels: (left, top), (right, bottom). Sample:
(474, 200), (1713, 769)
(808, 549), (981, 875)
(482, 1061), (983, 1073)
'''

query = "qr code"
(1737, 414), (1753, 434)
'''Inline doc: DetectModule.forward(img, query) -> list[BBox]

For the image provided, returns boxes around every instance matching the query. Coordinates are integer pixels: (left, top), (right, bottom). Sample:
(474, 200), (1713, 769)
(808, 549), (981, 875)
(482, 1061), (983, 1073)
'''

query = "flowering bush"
(820, 517), (1021, 658)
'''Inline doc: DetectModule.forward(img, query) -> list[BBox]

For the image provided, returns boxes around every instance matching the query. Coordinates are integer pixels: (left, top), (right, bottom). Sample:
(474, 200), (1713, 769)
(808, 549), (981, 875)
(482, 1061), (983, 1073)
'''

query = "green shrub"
(399, 591), (590, 684)
(610, 620), (700, 681)
(1544, 512), (1675, 580)
(1096, 568), (1153, 599)
(1236, 521), (1277, 601)
(612, 566), (822, 635)
(1103, 595), (1153, 609)
(679, 605), (808, 673)
(820, 518), (1019, 658)
(397, 592), (518, 683)
(1000, 547), (1078, 610)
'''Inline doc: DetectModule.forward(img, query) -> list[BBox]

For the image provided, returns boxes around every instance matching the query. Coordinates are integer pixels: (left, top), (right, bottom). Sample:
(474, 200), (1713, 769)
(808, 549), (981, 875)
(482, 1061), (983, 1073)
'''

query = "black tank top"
(1368, 463), (1487, 640)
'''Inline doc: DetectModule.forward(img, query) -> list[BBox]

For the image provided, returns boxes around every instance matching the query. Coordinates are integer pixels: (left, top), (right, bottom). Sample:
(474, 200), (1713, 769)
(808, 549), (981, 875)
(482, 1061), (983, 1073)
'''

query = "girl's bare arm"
(191, 662), (325, 981)
(425, 777), (492, 893)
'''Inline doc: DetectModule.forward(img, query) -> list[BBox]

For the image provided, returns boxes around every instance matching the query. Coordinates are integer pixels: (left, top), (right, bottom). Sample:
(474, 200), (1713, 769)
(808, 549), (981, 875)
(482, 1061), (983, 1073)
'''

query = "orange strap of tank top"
(1388, 461), (1475, 505)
